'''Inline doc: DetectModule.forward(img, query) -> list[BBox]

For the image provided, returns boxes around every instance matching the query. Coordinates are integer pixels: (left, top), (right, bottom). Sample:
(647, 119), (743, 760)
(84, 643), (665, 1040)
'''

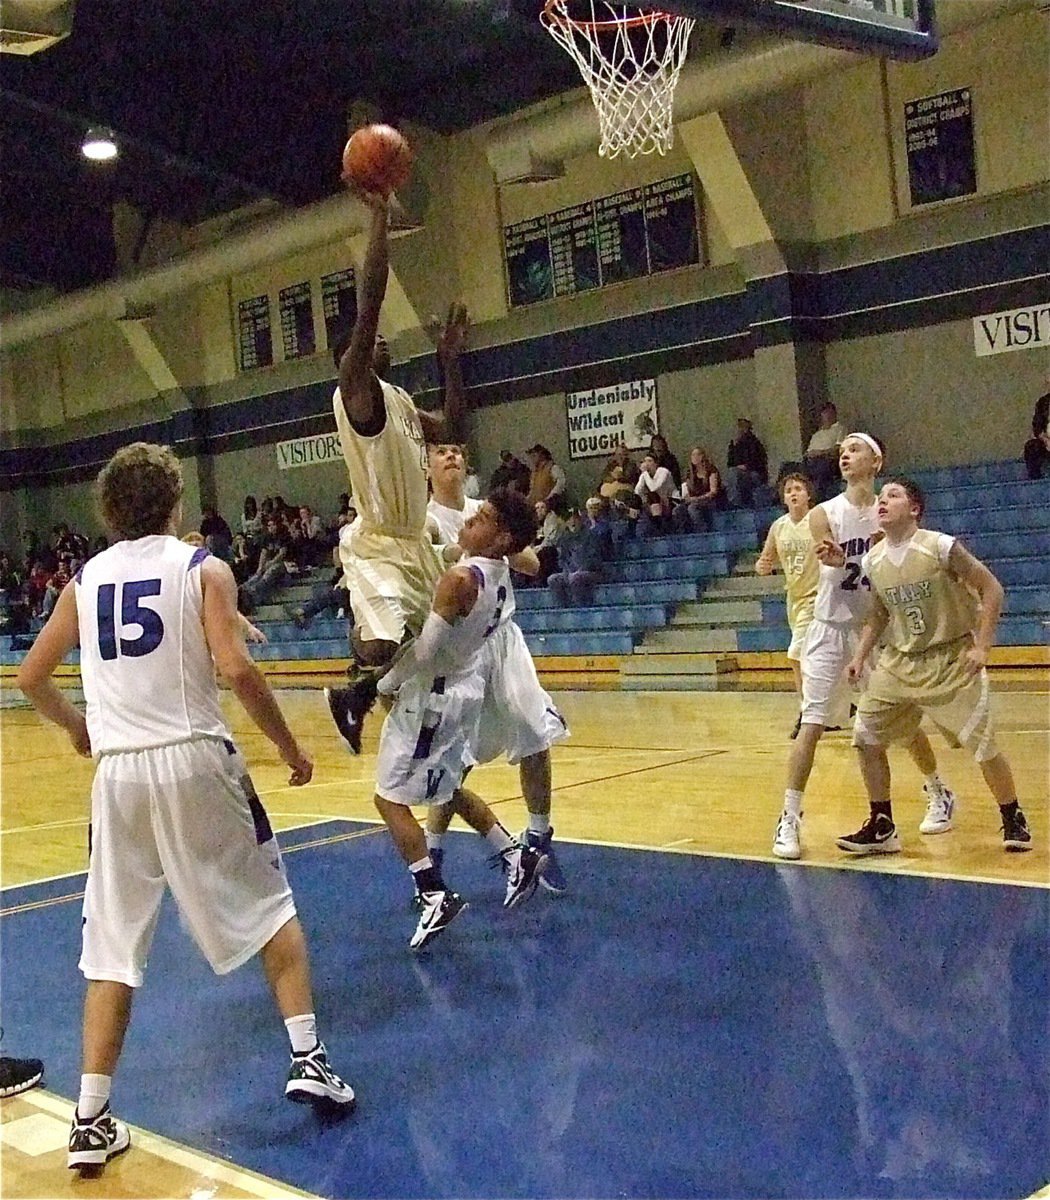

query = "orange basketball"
(340, 124), (412, 197)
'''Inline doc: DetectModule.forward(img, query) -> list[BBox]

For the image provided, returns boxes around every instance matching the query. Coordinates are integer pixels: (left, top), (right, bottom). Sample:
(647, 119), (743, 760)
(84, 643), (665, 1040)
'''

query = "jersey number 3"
(97, 579), (165, 660)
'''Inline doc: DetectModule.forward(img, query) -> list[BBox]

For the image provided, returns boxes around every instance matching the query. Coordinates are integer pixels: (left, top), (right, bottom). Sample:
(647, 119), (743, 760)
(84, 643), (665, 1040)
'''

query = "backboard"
(663, 0), (938, 60)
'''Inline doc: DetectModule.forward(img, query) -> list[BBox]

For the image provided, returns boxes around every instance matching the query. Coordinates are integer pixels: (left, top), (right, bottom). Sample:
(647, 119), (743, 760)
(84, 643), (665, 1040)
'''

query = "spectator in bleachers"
(674, 446), (725, 533)
(40, 560), (72, 619)
(648, 434), (682, 492)
(803, 402), (847, 499)
(489, 450), (530, 495)
(725, 417), (769, 509)
(526, 444), (568, 510)
(89, 535), (109, 558)
(229, 533), (255, 584)
(532, 498), (567, 587)
(286, 536), (352, 631)
(240, 495), (263, 542)
(1023, 390), (1050, 480)
(199, 506), (233, 560)
(599, 443), (641, 503)
(585, 494), (629, 557)
(635, 452), (677, 537)
(297, 505), (327, 564)
(548, 508), (606, 607)
(239, 516), (290, 614)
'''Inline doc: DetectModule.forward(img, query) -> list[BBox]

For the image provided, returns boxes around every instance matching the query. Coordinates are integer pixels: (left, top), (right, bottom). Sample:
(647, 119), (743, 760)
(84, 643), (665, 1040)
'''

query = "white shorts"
(80, 738), (295, 988)
(468, 622), (570, 766)
(800, 620), (858, 728)
(375, 667), (484, 806)
(787, 619), (810, 662)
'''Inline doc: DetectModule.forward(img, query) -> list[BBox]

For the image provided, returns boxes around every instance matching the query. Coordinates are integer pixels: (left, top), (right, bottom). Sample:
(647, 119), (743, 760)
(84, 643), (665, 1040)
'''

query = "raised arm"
(337, 191), (391, 431)
(418, 303), (471, 444)
(201, 557), (311, 785)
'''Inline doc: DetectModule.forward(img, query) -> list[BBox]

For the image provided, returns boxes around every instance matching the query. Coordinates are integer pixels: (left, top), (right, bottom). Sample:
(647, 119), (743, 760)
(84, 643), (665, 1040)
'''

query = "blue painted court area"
(3, 822), (1047, 1199)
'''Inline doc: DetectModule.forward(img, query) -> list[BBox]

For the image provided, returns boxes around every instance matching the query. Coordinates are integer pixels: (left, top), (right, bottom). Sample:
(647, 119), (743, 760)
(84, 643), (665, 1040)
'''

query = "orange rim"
(541, 0), (680, 33)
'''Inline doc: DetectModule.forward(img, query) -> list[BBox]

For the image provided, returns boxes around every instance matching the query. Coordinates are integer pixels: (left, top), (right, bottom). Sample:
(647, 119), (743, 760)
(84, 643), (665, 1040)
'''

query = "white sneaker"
(773, 811), (801, 860)
(919, 784), (956, 834)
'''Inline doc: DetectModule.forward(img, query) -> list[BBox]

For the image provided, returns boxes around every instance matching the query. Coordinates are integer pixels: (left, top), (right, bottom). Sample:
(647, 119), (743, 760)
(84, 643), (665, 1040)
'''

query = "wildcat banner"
(564, 378), (659, 460)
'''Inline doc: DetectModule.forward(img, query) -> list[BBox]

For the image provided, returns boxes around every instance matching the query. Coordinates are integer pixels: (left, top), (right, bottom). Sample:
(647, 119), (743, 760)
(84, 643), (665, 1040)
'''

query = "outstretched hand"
(815, 538), (846, 568)
(431, 302), (470, 361)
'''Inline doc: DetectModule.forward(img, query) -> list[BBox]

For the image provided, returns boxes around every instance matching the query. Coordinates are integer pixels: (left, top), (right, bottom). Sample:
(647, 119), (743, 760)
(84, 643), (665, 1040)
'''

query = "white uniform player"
(376, 553), (512, 807)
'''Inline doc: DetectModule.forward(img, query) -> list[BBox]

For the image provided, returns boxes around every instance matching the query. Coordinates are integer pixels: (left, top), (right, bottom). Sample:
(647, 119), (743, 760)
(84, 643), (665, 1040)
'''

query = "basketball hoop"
(541, 1), (695, 159)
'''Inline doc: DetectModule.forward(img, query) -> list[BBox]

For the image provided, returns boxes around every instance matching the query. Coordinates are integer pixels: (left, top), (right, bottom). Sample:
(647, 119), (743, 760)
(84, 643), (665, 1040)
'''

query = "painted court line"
(18, 1090), (316, 1199)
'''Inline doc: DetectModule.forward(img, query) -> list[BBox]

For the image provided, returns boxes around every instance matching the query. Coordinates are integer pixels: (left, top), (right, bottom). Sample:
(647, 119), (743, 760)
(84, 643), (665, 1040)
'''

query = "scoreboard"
(503, 173), (702, 308)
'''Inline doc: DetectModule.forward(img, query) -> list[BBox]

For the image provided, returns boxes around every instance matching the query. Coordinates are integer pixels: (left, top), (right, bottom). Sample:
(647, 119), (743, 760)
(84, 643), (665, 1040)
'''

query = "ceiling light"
(82, 126), (118, 161)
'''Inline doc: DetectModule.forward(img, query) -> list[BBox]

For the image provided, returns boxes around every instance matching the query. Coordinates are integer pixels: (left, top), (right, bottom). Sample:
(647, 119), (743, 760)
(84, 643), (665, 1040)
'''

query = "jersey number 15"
(97, 579), (165, 660)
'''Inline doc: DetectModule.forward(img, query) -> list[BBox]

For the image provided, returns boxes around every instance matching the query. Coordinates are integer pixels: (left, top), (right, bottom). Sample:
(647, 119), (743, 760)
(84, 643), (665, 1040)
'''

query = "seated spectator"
(526, 444), (568, 509)
(286, 538), (352, 630)
(584, 494), (629, 557)
(803, 402), (847, 499)
(463, 462), (481, 499)
(725, 417), (769, 508)
(635, 452), (677, 537)
(297, 505), (327, 565)
(674, 446), (725, 533)
(239, 516), (290, 614)
(648, 434), (682, 492)
(40, 560), (72, 619)
(199, 506), (233, 560)
(241, 495), (263, 542)
(532, 498), (567, 587)
(599, 443), (641, 503)
(1023, 390), (1050, 480)
(489, 450), (530, 495)
(548, 508), (606, 607)
(229, 533), (255, 583)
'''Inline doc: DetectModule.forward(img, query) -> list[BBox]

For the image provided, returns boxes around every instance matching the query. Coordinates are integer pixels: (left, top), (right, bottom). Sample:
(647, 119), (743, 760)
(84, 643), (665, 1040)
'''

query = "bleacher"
(1, 461), (1046, 684)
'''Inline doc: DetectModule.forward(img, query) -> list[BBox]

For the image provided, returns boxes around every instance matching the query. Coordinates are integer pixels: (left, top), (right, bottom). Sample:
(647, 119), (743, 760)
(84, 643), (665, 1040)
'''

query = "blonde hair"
(96, 443), (183, 540)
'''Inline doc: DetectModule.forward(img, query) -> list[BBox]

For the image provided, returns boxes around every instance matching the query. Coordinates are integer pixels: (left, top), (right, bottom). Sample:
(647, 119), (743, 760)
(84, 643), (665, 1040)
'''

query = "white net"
(542, 2), (696, 159)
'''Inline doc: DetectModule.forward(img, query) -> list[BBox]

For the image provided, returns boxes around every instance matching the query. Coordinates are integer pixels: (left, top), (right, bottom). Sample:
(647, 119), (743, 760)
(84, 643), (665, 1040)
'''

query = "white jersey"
(76, 536), (230, 755)
(440, 554), (516, 676)
(427, 495), (483, 549)
(813, 491), (878, 627)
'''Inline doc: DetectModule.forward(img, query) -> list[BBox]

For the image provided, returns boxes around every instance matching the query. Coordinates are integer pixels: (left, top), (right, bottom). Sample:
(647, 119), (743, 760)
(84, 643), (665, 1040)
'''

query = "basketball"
(340, 124), (412, 197)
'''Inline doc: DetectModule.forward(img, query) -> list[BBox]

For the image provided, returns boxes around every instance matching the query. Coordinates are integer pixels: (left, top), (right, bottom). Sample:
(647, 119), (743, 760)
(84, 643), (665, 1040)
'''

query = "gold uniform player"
(837, 477), (1033, 854)
(325, 185), (470, 751)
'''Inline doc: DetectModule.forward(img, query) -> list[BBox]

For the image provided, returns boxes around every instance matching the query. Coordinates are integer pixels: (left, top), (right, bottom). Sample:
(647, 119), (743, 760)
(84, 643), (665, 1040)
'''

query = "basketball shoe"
(772, 811), (801, 860)
(411, 890), (468, 952)
(286, 1041), (355, 1108)
(67, 1104), (131, 1171)
(836, 812), (901, 855)
(324, 671), (379, 755)
(1001, 806), (1032, 852)
(523, 826), (567, 894)
(0, 1055), (43, 1098)
(498, 843), (548, 909)
(919, 782), (956, 834)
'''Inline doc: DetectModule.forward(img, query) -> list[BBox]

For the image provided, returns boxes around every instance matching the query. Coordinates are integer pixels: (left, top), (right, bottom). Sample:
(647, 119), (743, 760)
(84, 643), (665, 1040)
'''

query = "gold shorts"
(340, 527), (443, 645)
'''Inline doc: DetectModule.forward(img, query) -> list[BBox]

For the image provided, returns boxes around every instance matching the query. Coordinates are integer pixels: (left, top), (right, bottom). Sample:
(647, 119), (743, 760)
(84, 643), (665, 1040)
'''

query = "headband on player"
(844, 432), (883, 461)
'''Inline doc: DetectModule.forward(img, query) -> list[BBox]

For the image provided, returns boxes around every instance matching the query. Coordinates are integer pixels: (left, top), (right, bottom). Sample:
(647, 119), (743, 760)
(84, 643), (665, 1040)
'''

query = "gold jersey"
(770, 511), (818, 632)
(865, 529), (978, 658)
(332, 379), (429, 536)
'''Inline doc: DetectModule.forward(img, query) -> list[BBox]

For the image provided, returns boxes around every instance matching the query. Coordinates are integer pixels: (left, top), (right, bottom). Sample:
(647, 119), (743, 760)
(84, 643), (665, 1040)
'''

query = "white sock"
(284, 1013), (318, 1055)
(924, 773), (944, 793)
(77, 1073), (111, 1120)
(783, 789), (804, 819)
(527, 813), (551, 836)
(408, 856), (432, 874)
(485, 824), (513, 852)
(425, 831), (445, 852)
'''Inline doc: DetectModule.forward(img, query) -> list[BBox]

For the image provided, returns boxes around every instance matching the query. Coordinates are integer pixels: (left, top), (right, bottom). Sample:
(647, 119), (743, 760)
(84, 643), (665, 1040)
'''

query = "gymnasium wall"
(1, 7), (1047, 546)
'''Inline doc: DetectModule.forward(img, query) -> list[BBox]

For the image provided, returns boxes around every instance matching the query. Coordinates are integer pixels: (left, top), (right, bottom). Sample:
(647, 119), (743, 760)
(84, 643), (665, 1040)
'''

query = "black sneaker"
(498, 843), (548, 909)
(324, 675), (378, 755)
(410, 847), (444, 911)
(410, 890), (468, 952)
(836, 813), (901, 855)
(1002, 807), (1032, 852)
(286, 1041), (355, 1109)
(0, 1055), (43, 1097)
(67, 1104), (131, 1171)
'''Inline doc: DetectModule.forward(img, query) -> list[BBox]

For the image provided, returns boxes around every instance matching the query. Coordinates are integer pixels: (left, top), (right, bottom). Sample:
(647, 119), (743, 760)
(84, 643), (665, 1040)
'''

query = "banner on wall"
(973, 303), (1050, 357)
(565, 378), (659, 460)
(276, 433), (342, 470)
(904, 87), (976, 207)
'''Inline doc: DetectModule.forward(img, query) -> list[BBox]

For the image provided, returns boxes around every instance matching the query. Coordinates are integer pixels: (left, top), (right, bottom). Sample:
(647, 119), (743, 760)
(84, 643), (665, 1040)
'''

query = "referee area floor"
(2, 682), (1048, 1199)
